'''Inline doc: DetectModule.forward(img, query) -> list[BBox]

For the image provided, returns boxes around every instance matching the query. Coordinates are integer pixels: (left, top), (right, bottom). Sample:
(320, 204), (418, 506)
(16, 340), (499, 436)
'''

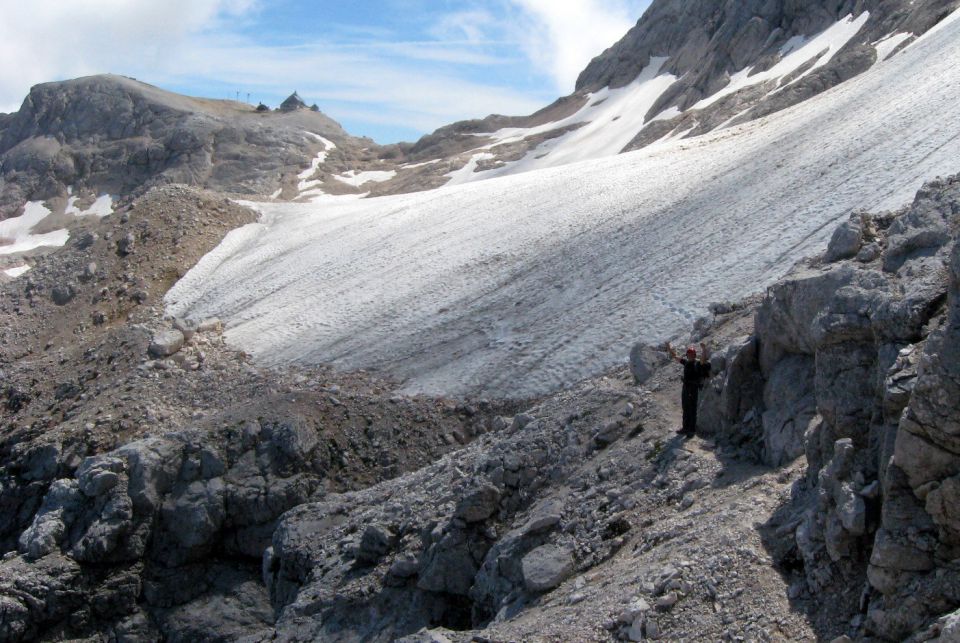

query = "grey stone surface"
(455, 483), (501, 523)
(629, 343), (661, 384)
(521, 544), (575, 593)
(825, 214), (864, 262)
(148, 329), (185, 358)
(697, 175), (960, 640)
(0, 74), (352, 217)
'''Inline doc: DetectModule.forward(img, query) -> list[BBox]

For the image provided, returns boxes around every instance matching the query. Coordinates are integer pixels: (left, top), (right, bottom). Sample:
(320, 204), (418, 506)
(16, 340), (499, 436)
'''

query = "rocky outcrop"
(0, 75), (354, 216)
(579, 0), (960, 112)
(0, 413), (326, 640)
(700, 174), (960, 639)
(582, 0), (960, 152)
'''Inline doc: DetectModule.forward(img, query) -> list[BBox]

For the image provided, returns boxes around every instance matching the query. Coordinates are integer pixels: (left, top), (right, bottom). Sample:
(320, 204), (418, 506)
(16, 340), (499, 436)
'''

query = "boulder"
(50, 284), (76, 306)
(148, 330), (185, 358)
(825, 214), (864, 262)
(356, 524), (396, 565)
(521, 544), (574, 593)
(455, 484), (500, 523)
(117, 232), (136, 256)
(629, 343), (661, 384)
(520, 498), (563, 536)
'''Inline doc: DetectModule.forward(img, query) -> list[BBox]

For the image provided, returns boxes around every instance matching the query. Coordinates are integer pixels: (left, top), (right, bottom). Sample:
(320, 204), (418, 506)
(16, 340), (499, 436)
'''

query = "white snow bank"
(467, 58), (677, 180)
(304, 132), (336, 149)
(0, 202), (70, 255)
(446, 15), (869, 186)
(3, 265), (30, 278)
(402, 159), (442, 169)
(445, 153), (494, 186)
(693, 12), (870, 110)
(167, 13), (960, 399)
(332, 170), (397, 187)
(66, 193), (114, 218)
(0, 192), (111, 256)
(297, 135), (337, 191)
(874, 32), (912, 62)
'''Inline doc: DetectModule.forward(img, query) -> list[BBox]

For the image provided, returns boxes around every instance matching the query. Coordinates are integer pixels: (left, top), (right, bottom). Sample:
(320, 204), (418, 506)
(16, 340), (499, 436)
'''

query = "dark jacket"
(680, 358), (711, 391)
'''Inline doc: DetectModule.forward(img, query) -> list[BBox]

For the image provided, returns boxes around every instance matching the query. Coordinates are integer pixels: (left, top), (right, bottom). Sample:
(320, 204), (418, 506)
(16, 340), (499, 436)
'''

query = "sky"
(0, 0), (651, 143)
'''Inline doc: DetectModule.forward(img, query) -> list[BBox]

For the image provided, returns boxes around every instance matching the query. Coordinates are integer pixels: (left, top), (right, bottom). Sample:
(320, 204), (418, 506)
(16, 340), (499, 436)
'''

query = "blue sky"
(0, 0), (651, 143)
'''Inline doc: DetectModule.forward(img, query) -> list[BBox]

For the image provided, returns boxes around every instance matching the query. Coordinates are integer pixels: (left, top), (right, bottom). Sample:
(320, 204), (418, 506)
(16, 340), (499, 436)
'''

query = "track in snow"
(166, 15), (960, 398)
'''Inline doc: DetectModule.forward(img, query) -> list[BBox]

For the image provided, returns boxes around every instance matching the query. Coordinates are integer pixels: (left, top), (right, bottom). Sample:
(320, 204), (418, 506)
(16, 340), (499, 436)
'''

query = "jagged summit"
(576, 0), (960, 111)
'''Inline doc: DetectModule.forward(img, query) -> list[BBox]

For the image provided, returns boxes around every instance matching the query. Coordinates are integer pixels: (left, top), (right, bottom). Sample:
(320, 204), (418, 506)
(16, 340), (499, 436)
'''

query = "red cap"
(686, 346), (697, 356)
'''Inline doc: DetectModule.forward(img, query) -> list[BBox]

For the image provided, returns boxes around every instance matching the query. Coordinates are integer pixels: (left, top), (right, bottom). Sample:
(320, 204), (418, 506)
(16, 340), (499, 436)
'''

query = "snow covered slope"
(468, 13), (872, 181)
(166, 11), (960, 399)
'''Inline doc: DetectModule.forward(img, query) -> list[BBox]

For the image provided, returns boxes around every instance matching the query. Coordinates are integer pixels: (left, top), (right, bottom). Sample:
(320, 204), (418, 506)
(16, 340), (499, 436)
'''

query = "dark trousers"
(681, 385), (699, 434)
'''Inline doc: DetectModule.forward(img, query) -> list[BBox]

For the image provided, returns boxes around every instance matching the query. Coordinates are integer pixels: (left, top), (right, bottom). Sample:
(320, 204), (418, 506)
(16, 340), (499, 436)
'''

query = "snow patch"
(874, 32), (912, 62)
(461, 58), (677, 182)
(3, 265), (30, 278)
(304, 132), (336, 149)
(297, 135), (337, 191)
(445, 153), (494, 186)
(332, 170), (397, 187)
(402, 159), (442, 169)
(65, 193), (114, 218)
(0, 202), (70, 255)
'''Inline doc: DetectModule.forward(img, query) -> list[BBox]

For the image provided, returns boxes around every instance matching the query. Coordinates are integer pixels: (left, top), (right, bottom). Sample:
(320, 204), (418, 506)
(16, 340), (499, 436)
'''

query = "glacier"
(166, 11), (960, 398)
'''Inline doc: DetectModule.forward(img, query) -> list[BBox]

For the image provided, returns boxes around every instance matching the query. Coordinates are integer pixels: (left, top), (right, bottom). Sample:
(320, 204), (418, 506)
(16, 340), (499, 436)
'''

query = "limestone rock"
(455, 484), (501, 523)
(629, 343), (661, 384)
(825, 214), (864, 262)
(148, 329), (185, 358)
(356, 524), (397, 565)
(521, 544), (575, 593)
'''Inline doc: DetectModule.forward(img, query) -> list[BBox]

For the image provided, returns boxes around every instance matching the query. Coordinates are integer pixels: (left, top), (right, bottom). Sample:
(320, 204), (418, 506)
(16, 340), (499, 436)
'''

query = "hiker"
(666, 342), (711, 437)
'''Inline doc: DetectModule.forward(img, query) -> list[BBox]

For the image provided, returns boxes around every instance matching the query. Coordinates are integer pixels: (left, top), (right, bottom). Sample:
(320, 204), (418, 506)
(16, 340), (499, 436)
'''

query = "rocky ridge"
(695, 175), (960, 640)
(0, 75), (387, 218)
(584, 0), (960, 149)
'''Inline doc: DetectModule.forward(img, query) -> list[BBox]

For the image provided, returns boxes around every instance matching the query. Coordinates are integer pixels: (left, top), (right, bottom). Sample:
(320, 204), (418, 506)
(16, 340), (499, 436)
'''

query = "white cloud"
(0, 1), (649, 139)
(0, 0), (259, 111)
(151, 36), (546, 133)
(505, 0), (648, 93)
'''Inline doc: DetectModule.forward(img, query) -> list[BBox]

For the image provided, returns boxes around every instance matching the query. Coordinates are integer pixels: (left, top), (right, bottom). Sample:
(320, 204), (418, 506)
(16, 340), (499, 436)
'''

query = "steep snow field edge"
(166, 14), (960, 399)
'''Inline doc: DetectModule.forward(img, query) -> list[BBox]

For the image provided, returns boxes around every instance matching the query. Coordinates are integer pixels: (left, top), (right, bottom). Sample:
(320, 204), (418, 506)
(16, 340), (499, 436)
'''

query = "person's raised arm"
(700, 342), (710, 364)
(666, 342), (681, 363)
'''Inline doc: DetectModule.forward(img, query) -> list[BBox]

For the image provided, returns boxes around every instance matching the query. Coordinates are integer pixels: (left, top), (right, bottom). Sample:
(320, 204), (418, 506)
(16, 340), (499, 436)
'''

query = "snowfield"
(454, 13), (873, 183)
(166, 13), (960, 398)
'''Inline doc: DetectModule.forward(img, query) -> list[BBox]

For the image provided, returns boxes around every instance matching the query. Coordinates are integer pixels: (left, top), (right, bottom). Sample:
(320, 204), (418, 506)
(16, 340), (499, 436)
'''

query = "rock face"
(521, 544), (575, 592)
(579, 0), (958, 113)
(0, 74), (353, 216)
(579, 0), (960, 153)
(700, 174), (960, 639)
(2, 413), (326, 641)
